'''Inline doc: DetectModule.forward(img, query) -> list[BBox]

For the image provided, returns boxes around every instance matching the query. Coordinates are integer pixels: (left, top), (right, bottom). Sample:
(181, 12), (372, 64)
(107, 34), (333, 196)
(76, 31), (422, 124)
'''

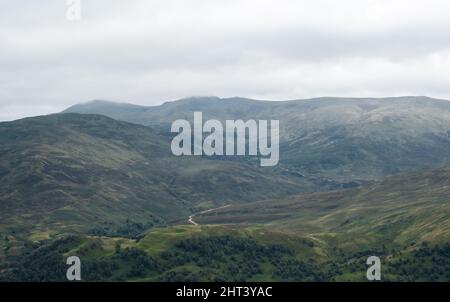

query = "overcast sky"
(2, 0), (450, 120)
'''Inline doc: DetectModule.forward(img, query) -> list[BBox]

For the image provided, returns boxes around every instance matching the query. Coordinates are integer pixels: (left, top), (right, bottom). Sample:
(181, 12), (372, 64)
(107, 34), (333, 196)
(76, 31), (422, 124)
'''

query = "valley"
(1, 96), (450, 281)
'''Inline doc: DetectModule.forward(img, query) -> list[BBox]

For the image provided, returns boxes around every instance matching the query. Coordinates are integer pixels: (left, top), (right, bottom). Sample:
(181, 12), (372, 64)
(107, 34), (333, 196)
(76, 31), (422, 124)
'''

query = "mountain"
(0, 113), (308, 244)
(64, 96), (450, 182)
(1, 101), (450, 281)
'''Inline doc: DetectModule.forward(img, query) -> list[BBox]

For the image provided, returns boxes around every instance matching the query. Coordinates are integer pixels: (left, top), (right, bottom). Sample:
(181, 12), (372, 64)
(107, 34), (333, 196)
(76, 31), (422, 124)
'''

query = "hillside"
(1, 100), (450, 282)
(64, 96), (450, 182)
(0, 113), (308, 244)
(195, 165), (450, 249)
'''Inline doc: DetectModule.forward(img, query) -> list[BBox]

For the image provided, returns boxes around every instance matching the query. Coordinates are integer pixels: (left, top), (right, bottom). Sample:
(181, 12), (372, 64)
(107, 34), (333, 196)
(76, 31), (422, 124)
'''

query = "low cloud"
(2, 0), (450, 120)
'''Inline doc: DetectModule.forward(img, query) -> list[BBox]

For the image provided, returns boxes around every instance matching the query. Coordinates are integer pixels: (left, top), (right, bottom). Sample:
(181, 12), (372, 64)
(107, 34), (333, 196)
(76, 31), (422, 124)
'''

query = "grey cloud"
(2, 0), (450, 120)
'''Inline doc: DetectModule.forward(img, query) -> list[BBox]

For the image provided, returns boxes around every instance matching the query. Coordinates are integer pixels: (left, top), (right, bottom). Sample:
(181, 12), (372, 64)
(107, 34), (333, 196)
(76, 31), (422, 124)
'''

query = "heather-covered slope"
(0, 113), (305, 243)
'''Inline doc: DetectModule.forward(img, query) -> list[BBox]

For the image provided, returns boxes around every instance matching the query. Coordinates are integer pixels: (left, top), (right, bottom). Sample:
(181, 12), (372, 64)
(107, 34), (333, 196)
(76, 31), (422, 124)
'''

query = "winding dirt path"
(188, 205), (231, 226)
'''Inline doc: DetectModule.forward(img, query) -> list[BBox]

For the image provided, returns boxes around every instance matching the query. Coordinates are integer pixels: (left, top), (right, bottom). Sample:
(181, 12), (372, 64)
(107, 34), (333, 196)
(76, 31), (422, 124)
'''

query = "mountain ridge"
(1, 98), (450, 281)
(64, 96), (450, 182)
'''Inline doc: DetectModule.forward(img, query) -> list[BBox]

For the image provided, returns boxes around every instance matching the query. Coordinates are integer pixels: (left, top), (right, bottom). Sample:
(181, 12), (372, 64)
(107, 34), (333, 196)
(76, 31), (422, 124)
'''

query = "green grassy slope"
(195, 166), (450, 249)
(3, 224), (449, 282)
